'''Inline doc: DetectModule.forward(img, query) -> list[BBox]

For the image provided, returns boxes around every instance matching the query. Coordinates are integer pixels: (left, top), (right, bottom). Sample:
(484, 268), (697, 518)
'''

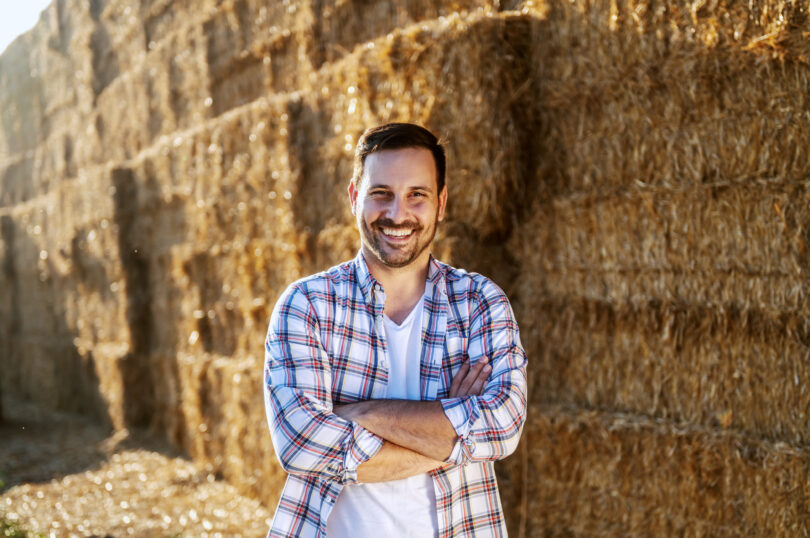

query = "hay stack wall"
(1, 0), (808, 534)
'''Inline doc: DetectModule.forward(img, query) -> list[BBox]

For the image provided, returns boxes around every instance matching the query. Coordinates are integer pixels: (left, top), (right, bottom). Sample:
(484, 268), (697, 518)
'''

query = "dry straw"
(511, 0), (810, 430)
(508, 404), (810, 536)
(505, 0), (810, 533)
(3, 0), (810, 533)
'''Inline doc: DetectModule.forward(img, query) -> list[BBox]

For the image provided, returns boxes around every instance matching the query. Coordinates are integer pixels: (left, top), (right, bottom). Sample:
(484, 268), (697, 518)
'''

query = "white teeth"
(381, 228), (412, 237)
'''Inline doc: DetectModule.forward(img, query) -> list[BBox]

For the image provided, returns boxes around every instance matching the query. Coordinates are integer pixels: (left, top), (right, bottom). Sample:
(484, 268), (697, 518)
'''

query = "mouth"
(379, 226), (416, 241)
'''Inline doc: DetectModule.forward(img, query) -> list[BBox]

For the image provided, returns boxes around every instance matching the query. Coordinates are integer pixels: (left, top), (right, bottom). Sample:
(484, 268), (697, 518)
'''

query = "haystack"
(1, 0), (808, 534)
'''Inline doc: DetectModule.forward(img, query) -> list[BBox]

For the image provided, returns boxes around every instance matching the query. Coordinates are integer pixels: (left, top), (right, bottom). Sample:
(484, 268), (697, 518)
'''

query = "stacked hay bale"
(1, 0), (808, 534)
(502, 0), (810, 534)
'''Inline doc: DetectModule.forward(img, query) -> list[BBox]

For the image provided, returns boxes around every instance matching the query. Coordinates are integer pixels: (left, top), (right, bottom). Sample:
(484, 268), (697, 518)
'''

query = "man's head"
(351, 123), (446, 193)
(348, 123), (448, 271)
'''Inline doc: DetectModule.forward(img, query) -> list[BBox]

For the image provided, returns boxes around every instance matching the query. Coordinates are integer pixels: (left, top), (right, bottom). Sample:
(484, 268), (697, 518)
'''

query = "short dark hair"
(352, 123), (446, 192)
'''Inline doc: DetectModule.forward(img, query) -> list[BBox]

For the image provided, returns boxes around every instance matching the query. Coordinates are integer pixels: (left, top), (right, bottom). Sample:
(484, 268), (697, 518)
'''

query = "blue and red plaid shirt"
(264, 252), (528, 537)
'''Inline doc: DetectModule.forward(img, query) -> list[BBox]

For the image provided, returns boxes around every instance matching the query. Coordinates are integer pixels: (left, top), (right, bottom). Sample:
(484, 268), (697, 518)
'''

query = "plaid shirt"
(264, 252), (527, 537)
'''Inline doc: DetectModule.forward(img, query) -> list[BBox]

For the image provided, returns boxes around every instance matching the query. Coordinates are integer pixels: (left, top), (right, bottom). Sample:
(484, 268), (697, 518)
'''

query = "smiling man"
(264, 123), (527, 537)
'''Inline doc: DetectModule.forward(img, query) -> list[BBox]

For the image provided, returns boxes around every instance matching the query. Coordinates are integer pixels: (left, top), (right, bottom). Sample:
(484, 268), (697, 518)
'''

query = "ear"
(348, 181), (358, 216)
(437, 185), (448, 222)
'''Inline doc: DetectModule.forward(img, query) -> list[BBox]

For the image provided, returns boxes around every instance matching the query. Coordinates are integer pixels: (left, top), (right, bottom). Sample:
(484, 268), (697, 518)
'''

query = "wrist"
(334, 401), (370, 423)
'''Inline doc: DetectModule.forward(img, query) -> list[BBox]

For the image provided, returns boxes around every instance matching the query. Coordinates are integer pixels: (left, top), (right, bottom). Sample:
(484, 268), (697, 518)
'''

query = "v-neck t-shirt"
(326, 294), (439, 538)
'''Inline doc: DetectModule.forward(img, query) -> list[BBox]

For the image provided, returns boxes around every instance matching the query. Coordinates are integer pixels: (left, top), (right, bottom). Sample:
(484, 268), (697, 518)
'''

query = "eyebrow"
(367, 182), (434, 192)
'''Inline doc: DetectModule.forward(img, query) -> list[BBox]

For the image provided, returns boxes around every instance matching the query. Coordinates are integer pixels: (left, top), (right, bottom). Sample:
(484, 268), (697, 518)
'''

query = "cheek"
(358, 204), (379, 225)
(363, 200), (387, 217)
(353, 197), (368, 216)
(418, 204), (439, 222)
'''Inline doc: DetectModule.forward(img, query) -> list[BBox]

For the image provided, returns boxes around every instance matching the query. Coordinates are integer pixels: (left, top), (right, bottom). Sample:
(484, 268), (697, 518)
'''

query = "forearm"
(335, 399), (457, 461)
(265, 386), (385, 483)
(356, 440), (445, 483)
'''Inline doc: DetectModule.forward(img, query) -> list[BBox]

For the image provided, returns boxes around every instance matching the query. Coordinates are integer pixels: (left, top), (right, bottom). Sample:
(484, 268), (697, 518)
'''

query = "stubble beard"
(360, 215), (438, 269)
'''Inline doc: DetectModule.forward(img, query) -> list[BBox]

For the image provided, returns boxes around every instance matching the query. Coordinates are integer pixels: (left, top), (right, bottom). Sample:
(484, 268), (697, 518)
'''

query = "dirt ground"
(0, 398), (273, 537)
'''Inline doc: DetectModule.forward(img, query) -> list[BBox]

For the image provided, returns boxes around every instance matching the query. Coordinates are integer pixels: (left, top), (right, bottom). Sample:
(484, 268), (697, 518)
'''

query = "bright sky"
(0, 1), (54, 55)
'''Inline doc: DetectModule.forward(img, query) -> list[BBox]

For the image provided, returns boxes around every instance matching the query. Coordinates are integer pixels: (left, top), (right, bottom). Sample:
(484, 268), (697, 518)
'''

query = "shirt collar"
(426, 254), (444, 288)
(352, 250), (447, 306)
(353, 250), (378, 306)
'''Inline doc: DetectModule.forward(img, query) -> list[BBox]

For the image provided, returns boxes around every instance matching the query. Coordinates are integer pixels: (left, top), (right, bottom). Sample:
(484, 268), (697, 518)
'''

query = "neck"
(362, 249), (430, 324)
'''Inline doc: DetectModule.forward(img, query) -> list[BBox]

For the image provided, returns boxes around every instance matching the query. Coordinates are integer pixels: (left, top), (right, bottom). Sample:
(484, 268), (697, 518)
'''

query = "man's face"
(349, 147), (447, 270)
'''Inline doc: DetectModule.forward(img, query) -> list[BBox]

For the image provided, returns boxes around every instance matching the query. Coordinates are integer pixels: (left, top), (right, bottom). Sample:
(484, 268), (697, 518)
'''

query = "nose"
(385, 196), (408, 223)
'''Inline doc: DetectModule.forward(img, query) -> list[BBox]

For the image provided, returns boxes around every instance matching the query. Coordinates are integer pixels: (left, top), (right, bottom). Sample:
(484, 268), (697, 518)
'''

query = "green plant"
(0, 515), (28, 538)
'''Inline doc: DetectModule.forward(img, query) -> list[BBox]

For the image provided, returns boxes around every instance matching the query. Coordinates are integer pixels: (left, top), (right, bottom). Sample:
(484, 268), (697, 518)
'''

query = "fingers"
(450, 358), (492, 398)
(459, 358), (489, 396)
(448, 361), (470, 398)
(457, 358), (485, 396)
(467, 364), (490, 396)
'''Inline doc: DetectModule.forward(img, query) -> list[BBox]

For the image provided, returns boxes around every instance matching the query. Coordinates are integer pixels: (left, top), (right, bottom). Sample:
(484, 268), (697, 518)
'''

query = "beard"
(359, 214), (438, 269)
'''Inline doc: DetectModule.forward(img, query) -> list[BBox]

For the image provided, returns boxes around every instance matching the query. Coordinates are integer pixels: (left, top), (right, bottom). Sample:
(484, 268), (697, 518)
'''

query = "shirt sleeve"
(264, 283), (384, 484)
(440, 278), (528, 465)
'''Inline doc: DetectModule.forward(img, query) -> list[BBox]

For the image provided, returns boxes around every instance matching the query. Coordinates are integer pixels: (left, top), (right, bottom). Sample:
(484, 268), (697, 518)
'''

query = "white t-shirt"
(326, 294), (439, 538)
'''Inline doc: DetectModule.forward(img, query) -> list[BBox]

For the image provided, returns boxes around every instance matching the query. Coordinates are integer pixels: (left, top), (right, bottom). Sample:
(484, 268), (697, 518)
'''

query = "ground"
(0, 398), (273, 537)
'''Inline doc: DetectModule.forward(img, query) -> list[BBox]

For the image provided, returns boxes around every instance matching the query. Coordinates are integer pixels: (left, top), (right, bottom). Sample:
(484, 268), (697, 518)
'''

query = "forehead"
(362, 147), (437, 190)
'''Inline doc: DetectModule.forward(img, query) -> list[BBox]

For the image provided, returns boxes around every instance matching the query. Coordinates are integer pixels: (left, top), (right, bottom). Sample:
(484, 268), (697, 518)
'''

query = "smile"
(380, 227), (415, 238)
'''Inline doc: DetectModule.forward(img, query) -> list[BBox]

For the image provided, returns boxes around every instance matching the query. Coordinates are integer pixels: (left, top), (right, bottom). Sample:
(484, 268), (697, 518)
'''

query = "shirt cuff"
(337, 423), (384, 484)
(440, 396), (482, 465)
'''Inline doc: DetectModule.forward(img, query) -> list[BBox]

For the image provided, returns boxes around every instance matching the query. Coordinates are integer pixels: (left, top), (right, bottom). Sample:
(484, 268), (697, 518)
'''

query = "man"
(264, 123), (527, 537)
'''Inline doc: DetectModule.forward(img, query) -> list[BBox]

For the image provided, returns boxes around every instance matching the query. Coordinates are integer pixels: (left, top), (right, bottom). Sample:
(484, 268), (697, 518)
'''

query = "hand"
(448, 358), (491, 398)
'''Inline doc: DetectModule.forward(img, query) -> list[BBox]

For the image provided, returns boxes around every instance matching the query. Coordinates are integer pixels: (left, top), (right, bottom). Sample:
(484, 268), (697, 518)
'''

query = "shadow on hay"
(0, 165), (193, 489)
(0, 216), (111, 490)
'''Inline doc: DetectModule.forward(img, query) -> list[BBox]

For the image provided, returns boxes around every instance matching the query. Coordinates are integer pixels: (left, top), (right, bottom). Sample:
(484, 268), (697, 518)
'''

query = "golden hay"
(505, 404), (810, 536)
(516, 184), (809, 310)
(2, 0), (810, 533)
(519, 298), (810, 443)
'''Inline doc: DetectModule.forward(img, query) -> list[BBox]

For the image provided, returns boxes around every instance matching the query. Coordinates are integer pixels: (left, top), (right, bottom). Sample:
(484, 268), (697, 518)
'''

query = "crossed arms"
(333, 359), (491, 482)
(264, 280), (527, 485)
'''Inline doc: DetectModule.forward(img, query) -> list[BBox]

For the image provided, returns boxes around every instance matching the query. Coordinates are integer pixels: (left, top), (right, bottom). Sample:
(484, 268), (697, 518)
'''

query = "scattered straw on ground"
(0, 399), (272, 537)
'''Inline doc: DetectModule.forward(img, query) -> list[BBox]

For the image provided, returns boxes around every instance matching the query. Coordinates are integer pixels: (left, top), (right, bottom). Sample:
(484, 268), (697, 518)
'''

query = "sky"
(0, 1), (54, 54)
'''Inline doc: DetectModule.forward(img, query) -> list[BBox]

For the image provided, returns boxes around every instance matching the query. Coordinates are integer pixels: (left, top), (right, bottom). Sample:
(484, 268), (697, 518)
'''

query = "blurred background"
(1, 0), (809, 536)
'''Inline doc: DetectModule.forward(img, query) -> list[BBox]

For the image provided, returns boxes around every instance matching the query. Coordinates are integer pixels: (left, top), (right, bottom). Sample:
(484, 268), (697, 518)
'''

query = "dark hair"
(352, 123), (446, 192)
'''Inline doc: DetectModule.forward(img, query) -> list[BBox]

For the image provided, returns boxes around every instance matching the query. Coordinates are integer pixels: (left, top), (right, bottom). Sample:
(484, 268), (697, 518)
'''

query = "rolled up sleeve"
(441, 280), (528, 465)
(264, 284), (383, 484)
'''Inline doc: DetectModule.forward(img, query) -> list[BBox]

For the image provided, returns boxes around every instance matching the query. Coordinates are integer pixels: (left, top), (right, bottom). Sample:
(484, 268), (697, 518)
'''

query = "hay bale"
(302, 0), (497, 68)
(507, 0), (810, 445)
(521, 0), (810, 197)
(175, 352), (286, 507)
(504, 404), (810, 536)
(0, 168), (124, 426)
(519, 298), (810, 443)
(515, 184), (809, 310)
